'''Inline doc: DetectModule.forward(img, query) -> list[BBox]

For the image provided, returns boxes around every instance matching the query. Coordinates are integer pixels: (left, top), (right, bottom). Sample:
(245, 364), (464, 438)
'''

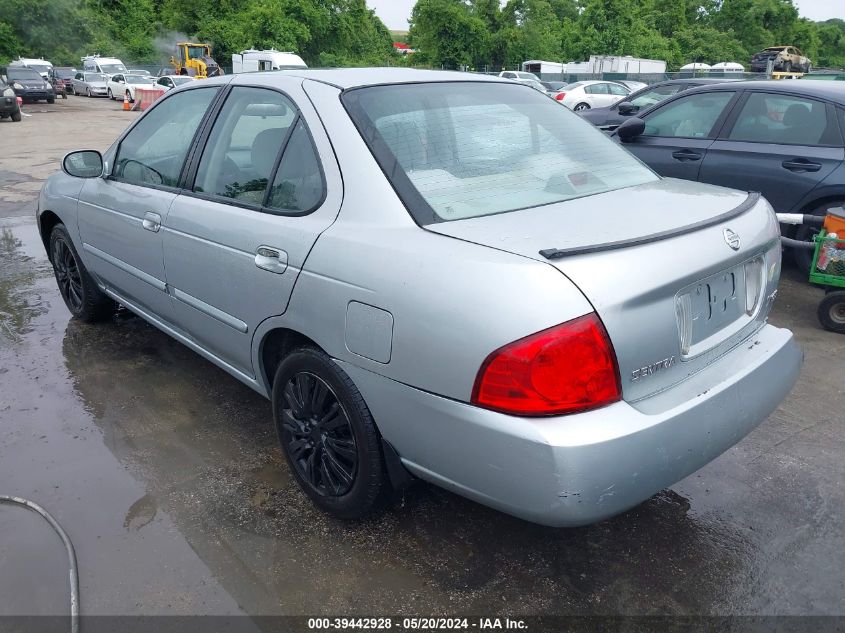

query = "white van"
(9, 57), (53, 79)
(81, 56), (127, 75)
(231, 50), (307, 73)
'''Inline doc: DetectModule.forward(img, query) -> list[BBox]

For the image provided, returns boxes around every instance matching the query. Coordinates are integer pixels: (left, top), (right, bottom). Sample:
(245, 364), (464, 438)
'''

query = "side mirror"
(617, 101), (638, 115)
(62, 150), (104, 178)
(616, 117), (646, 142)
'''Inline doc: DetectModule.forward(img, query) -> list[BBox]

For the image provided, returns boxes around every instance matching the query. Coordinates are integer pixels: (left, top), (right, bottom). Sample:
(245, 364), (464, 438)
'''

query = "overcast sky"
(367, 0), (842, 30)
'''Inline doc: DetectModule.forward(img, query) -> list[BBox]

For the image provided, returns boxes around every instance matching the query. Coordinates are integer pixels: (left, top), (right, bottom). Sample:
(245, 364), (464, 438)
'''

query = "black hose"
(0, 495), (79, 633)
(781, 236), (817, 250)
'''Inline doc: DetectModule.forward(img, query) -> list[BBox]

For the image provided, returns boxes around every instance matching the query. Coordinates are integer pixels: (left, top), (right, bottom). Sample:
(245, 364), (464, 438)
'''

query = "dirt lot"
(0, 95), (844, 624)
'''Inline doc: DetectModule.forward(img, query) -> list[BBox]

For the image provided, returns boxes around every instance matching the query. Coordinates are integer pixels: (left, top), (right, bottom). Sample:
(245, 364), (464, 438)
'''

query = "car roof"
(218, 68), (511, 90)
(681, 79), (845, 104)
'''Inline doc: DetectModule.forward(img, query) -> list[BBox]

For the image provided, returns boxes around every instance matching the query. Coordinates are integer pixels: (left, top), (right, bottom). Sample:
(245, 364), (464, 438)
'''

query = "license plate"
(676, 267), (743, 356)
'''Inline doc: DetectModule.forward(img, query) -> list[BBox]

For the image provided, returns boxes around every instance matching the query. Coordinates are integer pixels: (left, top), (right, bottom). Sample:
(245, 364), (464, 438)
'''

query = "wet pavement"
(1, 96), (844, 622)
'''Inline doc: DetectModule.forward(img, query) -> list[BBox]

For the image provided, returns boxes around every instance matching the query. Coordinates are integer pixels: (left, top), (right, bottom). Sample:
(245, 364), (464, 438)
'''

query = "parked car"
(72, 72), (109, 97)
(2, 66), (55, 103)
(50, 67), (76, 97)
(0, 79), (22, 122)
(554, 80), (630, 110)
(155, 75), (196, 91)
(37, 69), (801, 527)
(579, 78), (742, 131)
(611, 80), (845, 271)
(750, 46), (811, 73)
(498, 70), (539, 81)
(107, 73), (155, 101)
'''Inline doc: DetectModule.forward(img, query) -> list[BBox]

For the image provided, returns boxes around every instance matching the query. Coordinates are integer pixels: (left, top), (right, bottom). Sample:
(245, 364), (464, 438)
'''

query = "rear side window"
(643, 92), (734, 138)
(266, 120), (325, 213)
(113, 87), (217, 187)
(193, 87), (296, 204)
(727, 93), (834, 145)
(342, 81), (657, 224)
(608, 83), (628, 96)
(586, 84), (609, 95)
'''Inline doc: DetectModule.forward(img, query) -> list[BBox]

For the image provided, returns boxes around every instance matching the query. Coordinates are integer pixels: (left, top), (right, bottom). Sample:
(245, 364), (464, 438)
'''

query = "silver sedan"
(37, 69), (802, 526)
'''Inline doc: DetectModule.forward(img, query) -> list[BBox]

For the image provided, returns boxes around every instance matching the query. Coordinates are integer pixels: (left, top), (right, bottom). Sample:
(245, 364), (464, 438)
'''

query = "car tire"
(49, 224), (116, 322)
(272, 347), (390, 520)
(11, 110), (21, 122)
(86, 88), (91, 97)
(47, 97), (54, 104)
(574, 102), (590, 111)
(783, 61), (793, 73)
(107, 88), (113, 100)
(805, 63), (812, 73)
(818, 291), (845, 334)
(794, 200), (845, 273)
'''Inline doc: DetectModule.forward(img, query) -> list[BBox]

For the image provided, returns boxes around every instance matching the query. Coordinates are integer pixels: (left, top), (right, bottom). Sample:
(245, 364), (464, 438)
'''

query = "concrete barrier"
(133, 87), (166, 111)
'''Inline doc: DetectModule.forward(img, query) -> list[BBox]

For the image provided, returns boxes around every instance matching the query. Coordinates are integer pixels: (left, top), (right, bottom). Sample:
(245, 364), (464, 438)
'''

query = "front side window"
(643, 91), (735, 138)
(193, 87), (296, 205)
(114, 87), (217, 187)
(343, 82), (657, 224)
(727, 93), (833, 145)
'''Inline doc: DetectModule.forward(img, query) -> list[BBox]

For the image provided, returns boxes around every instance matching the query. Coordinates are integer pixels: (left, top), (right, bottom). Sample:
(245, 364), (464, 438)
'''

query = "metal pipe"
(0, 495), (79, 633)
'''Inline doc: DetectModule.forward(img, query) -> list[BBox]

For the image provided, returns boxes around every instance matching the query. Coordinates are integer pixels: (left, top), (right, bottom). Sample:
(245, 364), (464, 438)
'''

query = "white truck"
(81, 55), (127, 75)
(231, 50), (307, 73)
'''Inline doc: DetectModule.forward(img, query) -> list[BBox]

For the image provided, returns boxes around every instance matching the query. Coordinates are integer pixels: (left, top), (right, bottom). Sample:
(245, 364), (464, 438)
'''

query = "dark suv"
(3, 66), (56, 103)
(0, 78), (22, 121)
(49, 67), (76, 98)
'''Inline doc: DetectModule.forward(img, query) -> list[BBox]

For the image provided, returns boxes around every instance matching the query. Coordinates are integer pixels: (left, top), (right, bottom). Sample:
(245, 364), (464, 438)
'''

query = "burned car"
(751, 46), (811, 73)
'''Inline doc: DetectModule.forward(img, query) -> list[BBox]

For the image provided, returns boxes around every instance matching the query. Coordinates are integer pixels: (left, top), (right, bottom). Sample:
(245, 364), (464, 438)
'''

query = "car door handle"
(782, 159), (821, 173)
(672, 150), (702, 162)
(254, 246), (288, 274)
(142, 212), (161, 232)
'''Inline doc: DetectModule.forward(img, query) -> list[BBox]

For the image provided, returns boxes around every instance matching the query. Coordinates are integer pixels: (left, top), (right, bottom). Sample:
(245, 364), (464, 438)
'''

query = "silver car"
(37, 69), (802, 526)
(72, 71), (109, 97)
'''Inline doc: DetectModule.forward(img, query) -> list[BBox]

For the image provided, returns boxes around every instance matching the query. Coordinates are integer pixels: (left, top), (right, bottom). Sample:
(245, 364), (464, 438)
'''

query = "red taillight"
(555, 92), (565, 101)
(471, 313), (621, 417)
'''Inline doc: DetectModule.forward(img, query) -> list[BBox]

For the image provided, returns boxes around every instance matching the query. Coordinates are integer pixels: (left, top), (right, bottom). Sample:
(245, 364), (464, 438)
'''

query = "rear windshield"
(342, 81), (657, 224)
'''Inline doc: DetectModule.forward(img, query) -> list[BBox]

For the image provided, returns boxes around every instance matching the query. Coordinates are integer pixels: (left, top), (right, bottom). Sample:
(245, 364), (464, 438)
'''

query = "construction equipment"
(170, 42), (223, 79)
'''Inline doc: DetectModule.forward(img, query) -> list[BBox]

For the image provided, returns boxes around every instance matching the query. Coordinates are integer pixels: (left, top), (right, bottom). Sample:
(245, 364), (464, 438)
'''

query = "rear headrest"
(251, 128), (285, 179)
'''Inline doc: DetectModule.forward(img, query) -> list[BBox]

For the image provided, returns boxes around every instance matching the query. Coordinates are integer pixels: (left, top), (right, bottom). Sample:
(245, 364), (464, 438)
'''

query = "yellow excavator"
(170, 42), (224, 78)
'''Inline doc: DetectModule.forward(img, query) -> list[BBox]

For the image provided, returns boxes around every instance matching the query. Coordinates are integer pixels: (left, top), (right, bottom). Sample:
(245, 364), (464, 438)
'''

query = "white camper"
(588, 55), (666, 74)
(231, 50), (307, 73)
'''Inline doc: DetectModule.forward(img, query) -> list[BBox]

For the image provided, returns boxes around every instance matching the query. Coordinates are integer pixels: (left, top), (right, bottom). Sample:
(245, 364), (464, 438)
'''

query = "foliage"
(406, 0), (845, 71)
(0, 0), (395, 68)
(0, 0), (841, 72)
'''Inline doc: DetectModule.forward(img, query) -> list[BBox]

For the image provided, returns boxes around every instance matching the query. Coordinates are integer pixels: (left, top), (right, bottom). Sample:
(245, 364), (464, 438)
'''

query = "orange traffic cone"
(123, 92), (130, 111)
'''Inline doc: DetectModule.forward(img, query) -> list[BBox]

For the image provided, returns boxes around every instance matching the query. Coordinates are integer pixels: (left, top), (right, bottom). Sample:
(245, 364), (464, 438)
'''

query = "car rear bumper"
(339, 323), (801, 527)
(0, 96), (18, 114)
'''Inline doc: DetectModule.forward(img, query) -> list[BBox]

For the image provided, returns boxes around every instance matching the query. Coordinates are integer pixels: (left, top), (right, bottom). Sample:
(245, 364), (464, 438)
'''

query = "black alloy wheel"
(271, 347), (390, 519)
(49, 224), (115, 322)
(52, 236), (83, 313)
(279, 371), (358, 497)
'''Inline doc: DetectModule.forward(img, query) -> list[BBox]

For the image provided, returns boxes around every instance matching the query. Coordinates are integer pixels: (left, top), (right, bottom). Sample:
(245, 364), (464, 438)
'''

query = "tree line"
(0, 0), (394, 68)
(408, 0), (845, 71)
(1, 0), (843, 73)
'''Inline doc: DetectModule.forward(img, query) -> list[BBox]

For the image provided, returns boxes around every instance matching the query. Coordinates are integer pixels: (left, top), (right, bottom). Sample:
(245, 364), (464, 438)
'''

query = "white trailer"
(231, 50), (307, 73)
(587, 55), (666, 74)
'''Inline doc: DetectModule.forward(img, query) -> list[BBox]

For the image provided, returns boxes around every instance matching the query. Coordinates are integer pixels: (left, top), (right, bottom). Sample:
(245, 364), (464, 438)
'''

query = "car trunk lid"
(426, 179), (782, 402)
